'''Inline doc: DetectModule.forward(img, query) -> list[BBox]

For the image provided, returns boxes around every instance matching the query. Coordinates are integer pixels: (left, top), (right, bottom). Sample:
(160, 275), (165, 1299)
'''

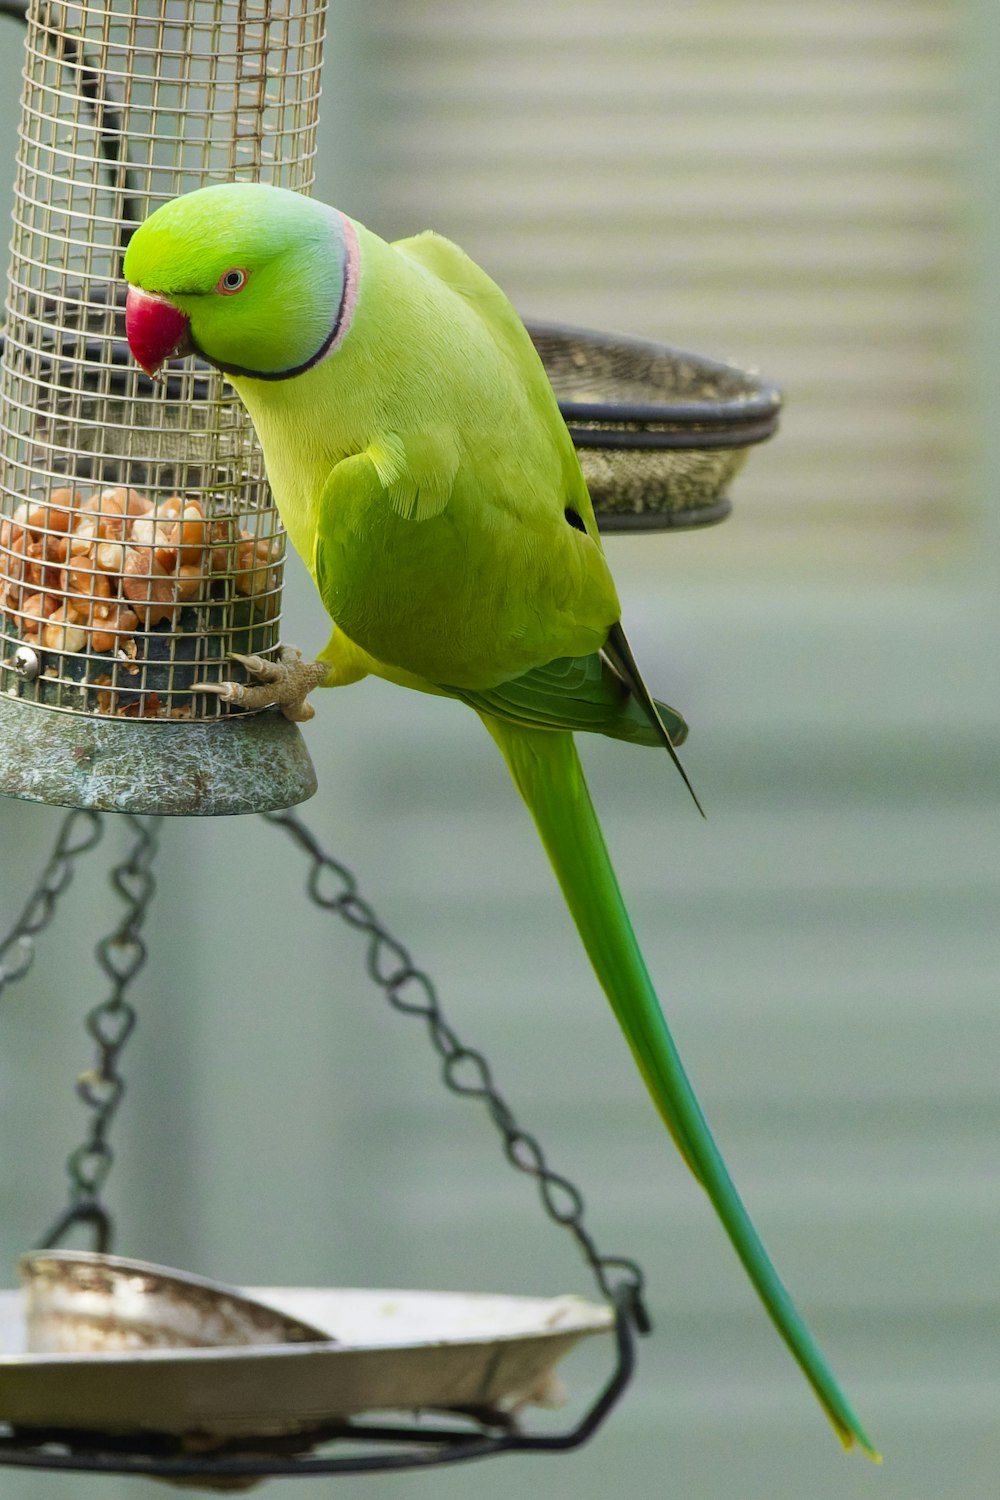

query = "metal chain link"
(0, 809), (104, 1003)
(38, 814), (161, 1253)
(262, 807), (650, 1333)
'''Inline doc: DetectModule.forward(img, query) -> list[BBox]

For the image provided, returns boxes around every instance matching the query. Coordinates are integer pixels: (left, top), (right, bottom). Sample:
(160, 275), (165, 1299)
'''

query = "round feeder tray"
(0, 1252), (624, 1484)
(527, 320), (781, 531)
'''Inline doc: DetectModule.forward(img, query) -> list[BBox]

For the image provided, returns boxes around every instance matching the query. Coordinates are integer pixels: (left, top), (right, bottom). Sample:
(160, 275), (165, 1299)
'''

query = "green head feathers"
(123, 182), (358, 380)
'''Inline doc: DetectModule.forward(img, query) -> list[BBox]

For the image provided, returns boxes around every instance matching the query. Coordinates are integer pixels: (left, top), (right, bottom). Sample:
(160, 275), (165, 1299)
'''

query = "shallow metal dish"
(527, 320), (781, 530)
(0, 1272), (613, 1445)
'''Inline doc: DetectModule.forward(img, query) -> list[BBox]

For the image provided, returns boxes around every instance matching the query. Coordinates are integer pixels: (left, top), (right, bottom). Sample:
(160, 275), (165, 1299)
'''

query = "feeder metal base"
(0, 696), (316, 816)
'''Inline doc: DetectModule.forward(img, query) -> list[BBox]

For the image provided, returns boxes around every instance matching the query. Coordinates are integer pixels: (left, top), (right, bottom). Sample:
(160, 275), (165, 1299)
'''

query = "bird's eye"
(217, 267), (248, 295)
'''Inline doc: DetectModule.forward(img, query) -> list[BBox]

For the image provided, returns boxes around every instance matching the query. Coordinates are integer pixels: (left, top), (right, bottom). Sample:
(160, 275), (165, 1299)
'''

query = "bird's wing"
(364, 425), (461, 523)
(392, 230), (603, 533)
(453, 650), (689, 748)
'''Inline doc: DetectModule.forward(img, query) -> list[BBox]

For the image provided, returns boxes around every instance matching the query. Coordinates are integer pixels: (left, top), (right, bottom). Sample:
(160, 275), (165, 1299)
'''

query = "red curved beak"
(125, 286), (191, 377)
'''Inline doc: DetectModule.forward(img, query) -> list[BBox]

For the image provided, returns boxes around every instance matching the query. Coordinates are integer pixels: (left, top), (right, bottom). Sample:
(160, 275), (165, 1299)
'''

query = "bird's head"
(123, 182), (357, 382)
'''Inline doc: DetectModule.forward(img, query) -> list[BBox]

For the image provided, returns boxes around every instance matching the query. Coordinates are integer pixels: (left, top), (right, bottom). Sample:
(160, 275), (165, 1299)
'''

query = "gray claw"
(193, 644), (326, 721)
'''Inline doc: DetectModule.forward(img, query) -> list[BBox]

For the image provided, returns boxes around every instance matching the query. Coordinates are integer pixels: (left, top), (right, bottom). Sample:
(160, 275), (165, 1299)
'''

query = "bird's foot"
(194, 645), (328, 722)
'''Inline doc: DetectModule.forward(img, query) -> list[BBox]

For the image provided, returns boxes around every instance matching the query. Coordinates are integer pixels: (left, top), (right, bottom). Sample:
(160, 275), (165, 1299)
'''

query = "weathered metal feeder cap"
(0, 695), (316, 816)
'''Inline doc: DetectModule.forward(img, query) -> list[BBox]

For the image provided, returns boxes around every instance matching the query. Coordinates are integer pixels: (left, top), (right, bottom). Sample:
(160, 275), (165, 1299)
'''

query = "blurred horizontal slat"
(436, 228), (964, 281)
(380, 54), (956, 106)
(387, 117), (962, 165)
(382, 172), (963, 223)
(378, 3), (954, 46)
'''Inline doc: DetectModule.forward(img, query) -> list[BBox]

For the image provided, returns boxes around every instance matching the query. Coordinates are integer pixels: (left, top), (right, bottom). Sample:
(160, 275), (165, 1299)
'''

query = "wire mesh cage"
(0, 0), (325, 813)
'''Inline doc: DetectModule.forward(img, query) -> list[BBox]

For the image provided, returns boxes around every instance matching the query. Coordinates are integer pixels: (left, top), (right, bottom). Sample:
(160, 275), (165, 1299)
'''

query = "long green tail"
(482, 714), (879, 1459)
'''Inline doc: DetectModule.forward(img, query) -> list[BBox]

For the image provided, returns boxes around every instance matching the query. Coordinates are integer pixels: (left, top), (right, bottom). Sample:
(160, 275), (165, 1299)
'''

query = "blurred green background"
(0, 3), (997, 1498)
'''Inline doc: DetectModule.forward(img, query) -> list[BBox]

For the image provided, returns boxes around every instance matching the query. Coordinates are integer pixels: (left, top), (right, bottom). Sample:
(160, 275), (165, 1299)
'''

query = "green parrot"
(123, 182), (877, 1458)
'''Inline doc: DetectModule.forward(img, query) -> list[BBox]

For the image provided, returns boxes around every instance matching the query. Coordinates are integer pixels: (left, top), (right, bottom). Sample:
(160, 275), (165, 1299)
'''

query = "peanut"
(121, 547), (177, 626)
(42, 606), (87, 653)
(90, 605), (140, 654)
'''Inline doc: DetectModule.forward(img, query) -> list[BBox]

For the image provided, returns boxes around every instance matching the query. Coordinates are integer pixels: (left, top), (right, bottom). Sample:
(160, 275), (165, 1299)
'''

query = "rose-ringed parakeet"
(123, 182), (877, 1458)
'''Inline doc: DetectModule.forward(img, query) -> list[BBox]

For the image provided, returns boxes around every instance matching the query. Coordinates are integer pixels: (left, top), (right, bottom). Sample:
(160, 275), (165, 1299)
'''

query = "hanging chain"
(38, 815), (161, 1254)
(0, 809), (104, 1003)
(11, 806), (647, 1318)
(262, 808), (651, 1333)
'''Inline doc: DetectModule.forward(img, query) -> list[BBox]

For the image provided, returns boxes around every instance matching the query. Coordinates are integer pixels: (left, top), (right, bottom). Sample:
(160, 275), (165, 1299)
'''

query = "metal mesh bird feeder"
(0, 0), (325, 814)
(0, 3), (780, 816)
